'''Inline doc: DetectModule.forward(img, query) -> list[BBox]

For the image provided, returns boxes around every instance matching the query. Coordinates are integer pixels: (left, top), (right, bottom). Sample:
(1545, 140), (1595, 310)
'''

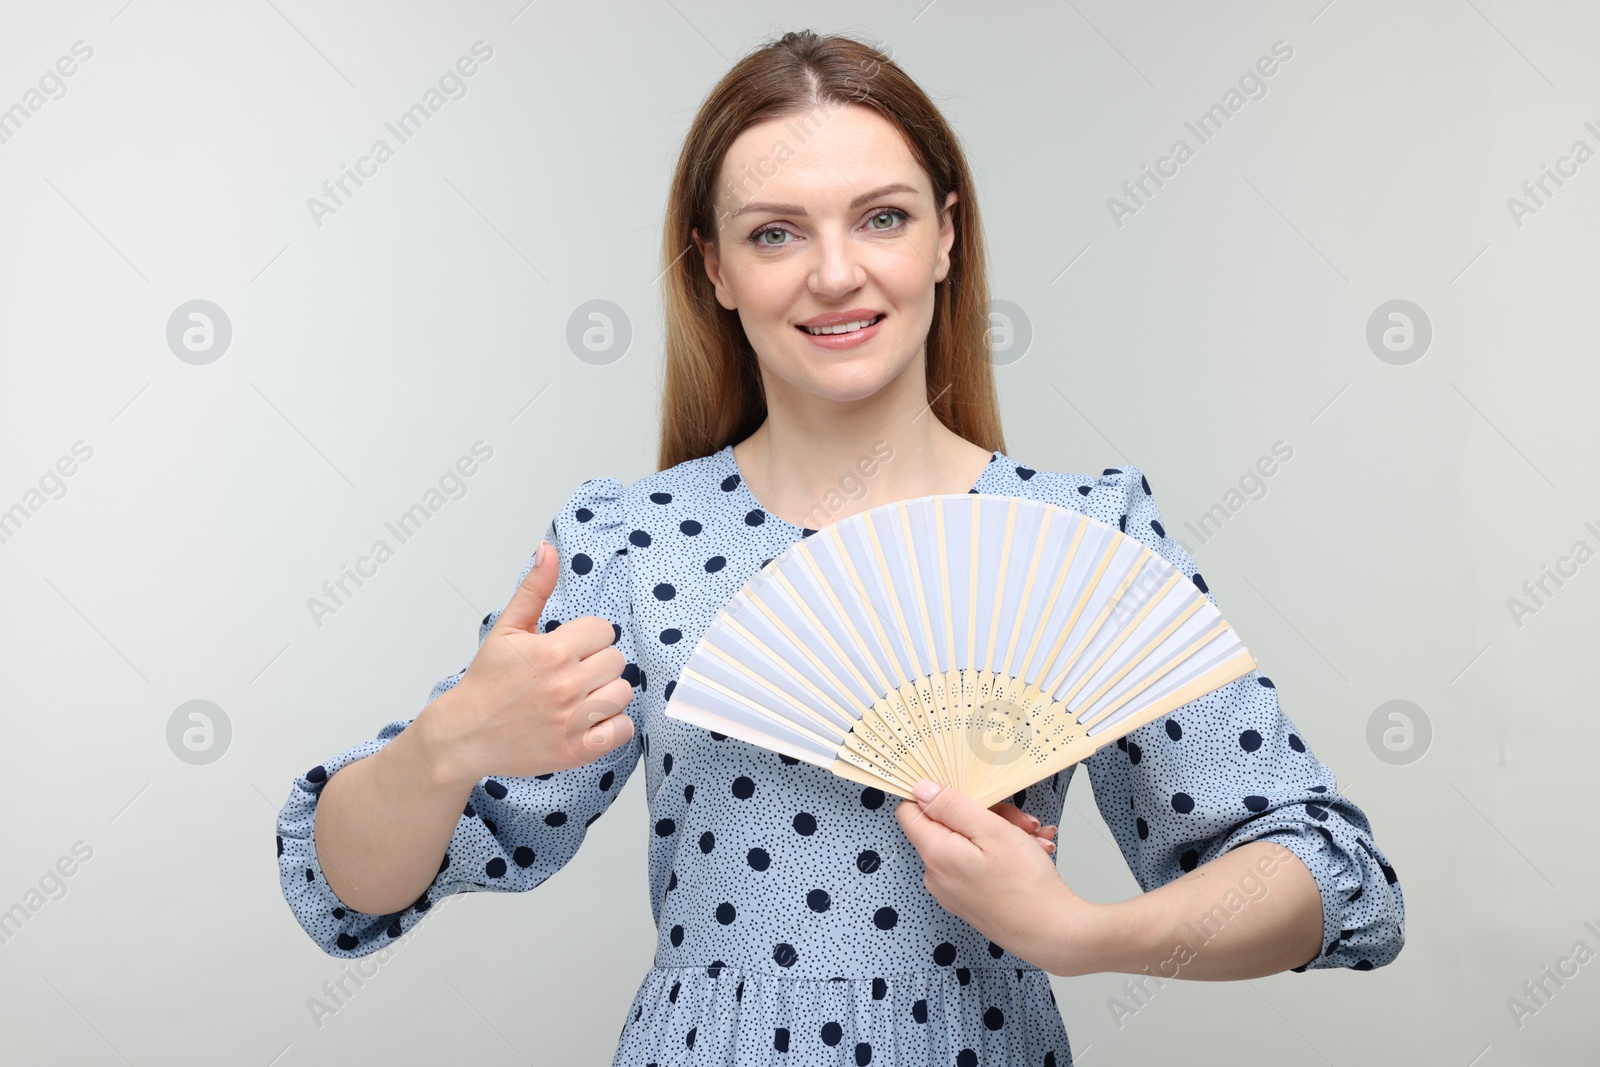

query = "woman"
(277, 29), (1404, 1064)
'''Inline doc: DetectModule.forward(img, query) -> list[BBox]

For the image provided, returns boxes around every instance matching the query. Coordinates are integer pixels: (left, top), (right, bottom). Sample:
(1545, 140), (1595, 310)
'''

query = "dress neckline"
(716, 443), (1003, 534)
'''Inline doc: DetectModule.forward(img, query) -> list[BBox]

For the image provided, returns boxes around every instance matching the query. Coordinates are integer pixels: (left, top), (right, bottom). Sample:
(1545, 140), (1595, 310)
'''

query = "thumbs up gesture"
(422, 540), (638, 787)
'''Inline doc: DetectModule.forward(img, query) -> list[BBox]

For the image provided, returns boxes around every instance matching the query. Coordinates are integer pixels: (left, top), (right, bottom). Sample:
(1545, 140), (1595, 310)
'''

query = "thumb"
(494, 539), (558, 634)
(913, 780), (1005, 848)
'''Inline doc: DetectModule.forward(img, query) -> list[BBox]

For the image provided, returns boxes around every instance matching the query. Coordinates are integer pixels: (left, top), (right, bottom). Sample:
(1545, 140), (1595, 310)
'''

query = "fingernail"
(1024, 814), (1041, 831)
(534, 540), (547, 567)
(913, 779), (942, 803)
(1038, 837), (1055, 852)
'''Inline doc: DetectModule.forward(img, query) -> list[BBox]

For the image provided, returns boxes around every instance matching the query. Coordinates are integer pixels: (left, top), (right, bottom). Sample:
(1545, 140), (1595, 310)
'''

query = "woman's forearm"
(1052, 839), (1324, 980)
(312, 691), (480, 916)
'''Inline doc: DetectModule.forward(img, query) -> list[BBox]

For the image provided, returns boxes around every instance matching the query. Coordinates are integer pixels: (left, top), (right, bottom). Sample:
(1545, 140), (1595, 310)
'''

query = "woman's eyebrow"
(727, 182), (921, 220)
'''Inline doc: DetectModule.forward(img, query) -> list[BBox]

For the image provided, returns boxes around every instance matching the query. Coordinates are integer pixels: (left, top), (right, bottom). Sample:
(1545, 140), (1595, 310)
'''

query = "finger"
(1035, 834), (1056, 854)
(573, 678), (634, 730)
(560, 680), (634, 761)
(548, 615), (624, 662)
(995, 810), (1034, 835)
(581, 707), (635, 756)
(495, 540), (559, 634)
(987, 802), (1040, 836)
(575, 642), (627, 694)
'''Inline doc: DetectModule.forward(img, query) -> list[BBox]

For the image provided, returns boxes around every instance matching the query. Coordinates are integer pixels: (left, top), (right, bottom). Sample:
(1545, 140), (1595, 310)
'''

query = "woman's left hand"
(895, 778), (1093, 974)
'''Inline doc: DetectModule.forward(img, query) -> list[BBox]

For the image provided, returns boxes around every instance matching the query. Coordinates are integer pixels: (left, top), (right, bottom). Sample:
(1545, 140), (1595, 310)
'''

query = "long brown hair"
(655, 28), (1005, 472)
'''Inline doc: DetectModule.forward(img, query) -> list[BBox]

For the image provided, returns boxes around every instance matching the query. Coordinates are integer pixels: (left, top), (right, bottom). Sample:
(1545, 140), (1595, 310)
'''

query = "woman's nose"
(808, 227), (865, 296)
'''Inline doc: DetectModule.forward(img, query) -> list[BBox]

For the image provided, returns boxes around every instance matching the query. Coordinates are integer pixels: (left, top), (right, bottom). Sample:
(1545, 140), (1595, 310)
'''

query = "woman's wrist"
(409, 685), (487, 793)
(1043, 890), (1153, 978)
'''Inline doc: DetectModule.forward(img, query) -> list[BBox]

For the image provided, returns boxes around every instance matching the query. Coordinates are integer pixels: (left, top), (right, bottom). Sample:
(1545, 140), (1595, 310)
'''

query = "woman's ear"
(935, 190), (958, 285)
(692, 226), (737, 311)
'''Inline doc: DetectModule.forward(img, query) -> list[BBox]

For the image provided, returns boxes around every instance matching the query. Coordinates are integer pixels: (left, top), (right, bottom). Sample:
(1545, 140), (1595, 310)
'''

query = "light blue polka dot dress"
(277, 445), (1406, 1065)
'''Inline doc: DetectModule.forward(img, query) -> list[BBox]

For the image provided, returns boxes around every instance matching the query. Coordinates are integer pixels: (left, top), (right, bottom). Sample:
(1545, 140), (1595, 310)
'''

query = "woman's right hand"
(418, 539), (637, 787)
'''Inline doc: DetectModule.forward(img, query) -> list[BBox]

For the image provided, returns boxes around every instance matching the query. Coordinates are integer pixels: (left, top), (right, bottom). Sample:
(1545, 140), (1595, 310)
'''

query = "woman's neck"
(731, 416), (993, 529)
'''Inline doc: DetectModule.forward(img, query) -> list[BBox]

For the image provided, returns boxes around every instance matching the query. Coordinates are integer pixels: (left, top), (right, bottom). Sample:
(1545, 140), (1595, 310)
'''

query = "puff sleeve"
(276, 477), (643, 958)
(1080, 465), (1406, 972)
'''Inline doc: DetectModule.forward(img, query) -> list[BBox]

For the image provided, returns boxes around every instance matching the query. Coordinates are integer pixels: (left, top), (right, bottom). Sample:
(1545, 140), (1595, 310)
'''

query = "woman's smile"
(796, 311), (887, 349)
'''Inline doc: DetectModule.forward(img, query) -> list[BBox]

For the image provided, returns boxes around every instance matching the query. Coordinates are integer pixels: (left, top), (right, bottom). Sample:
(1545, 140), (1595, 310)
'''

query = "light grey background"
(0, 1), (1594, 1064)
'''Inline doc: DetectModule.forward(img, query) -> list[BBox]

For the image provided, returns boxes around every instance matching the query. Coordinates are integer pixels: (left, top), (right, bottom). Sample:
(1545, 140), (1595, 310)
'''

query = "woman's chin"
(808, 370), (916, 406)
(756, 337), (922, 404)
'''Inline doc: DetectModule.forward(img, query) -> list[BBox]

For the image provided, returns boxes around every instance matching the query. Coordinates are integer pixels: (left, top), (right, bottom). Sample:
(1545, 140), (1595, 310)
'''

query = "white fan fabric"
(666, 493), (1256, 808)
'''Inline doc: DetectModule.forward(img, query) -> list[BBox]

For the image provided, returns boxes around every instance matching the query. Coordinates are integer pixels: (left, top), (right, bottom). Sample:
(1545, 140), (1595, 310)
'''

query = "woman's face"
(694, 104), (958, 407)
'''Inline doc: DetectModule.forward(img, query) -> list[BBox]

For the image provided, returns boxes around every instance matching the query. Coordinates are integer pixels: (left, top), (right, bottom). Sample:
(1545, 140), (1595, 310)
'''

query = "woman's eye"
(746, 208), (910, 249)
(866, 208), (908, 231)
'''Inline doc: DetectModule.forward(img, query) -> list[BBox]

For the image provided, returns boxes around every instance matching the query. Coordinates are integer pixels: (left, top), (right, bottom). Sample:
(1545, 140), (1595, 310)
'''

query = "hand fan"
(664, 492), (1258, 810)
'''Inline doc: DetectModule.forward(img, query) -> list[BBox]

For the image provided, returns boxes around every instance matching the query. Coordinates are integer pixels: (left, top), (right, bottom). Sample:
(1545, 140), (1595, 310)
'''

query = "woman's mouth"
(796, 313), (886, 349)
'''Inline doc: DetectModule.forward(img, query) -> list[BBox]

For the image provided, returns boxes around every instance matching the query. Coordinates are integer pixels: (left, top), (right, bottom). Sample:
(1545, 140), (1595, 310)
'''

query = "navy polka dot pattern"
(277, 446), (1405, 1064)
